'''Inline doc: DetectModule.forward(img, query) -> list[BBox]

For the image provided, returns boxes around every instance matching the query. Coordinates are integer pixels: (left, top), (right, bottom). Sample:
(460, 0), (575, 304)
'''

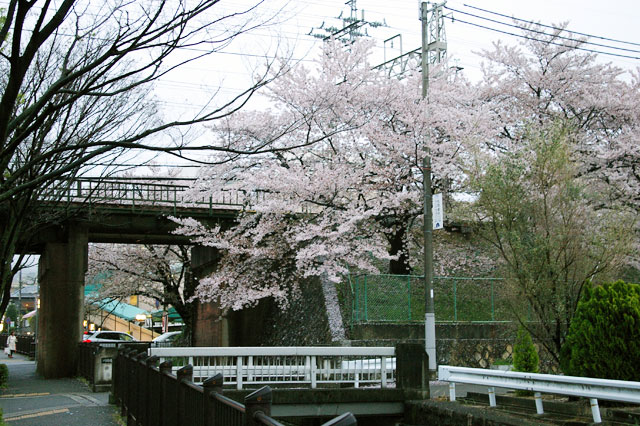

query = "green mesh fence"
(348, 274), (513, 323)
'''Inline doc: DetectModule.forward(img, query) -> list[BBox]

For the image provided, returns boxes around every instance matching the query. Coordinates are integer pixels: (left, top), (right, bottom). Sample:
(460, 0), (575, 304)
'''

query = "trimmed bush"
(0, 364), (8, 388)
(513, 326), (539, 396)
(513, 326), (539, 373)
(560, 280), (640, 381)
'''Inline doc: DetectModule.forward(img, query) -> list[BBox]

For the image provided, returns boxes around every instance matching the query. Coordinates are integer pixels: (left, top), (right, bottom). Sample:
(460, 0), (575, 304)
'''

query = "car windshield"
(153, 332), (180, 342)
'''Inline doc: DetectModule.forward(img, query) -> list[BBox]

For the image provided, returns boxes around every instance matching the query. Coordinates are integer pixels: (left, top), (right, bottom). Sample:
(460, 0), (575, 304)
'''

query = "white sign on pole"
(432, 193), (443, 230)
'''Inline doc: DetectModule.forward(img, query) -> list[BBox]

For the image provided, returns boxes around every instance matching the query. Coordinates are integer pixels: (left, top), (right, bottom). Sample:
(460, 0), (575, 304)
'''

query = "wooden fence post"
(203, 373), (224, 426)
(244, 386), (272, 426)
(145, 356), (159, 426)
(176, 365), (193, 424)
(159, 360), (173, 426)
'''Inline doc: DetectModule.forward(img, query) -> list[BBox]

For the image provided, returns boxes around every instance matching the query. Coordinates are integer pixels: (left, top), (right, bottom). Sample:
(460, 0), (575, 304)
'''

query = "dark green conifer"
(561, 281), (640, 381)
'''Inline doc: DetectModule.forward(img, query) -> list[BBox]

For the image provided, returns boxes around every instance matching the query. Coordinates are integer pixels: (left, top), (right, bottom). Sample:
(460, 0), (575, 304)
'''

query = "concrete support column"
(190, 246), (227, 347)
(37, 225), (88, 378)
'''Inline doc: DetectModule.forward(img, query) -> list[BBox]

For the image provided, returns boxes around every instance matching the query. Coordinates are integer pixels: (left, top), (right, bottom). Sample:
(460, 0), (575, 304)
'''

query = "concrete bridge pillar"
(190, 246), (228, 346)
(37, 224), (88, 378)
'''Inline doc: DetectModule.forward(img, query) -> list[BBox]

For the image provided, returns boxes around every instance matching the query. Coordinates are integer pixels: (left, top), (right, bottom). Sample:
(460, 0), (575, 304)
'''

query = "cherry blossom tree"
(172, 39), (493, 311)
(475, 22), (640, 279)
(475, 22), (640, 209)
(86, 244), (195, 337)
(465, 24), (640, 363)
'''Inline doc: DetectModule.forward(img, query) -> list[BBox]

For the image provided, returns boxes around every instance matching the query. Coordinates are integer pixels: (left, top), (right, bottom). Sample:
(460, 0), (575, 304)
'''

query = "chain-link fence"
(347, 274), (516, 324)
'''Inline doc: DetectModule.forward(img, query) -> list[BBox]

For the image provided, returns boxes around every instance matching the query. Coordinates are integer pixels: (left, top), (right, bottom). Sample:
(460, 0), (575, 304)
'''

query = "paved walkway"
(0, 353), (120, 425)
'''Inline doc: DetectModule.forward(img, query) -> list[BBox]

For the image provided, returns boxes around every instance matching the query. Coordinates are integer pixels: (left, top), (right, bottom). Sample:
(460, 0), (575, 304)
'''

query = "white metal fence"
(439, 365), (640, 423)
(149, 346), (396, 390)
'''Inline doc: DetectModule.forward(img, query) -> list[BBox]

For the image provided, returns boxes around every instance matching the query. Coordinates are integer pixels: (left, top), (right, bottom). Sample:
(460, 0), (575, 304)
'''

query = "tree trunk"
(387, 223), (411, 275)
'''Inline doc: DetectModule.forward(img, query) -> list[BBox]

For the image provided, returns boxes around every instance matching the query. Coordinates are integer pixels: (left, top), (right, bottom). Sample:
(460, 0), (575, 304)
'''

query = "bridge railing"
(439, 365), (640, 424)
(45, 177), (262, 211)
(42, 177), (325, 214)
(113, 348), (357, 426)
(148, 346), (397, 390)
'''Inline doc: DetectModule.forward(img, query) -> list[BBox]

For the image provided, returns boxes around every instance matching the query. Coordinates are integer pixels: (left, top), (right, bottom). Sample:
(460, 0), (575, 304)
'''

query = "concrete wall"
(189, 245), (315, 348)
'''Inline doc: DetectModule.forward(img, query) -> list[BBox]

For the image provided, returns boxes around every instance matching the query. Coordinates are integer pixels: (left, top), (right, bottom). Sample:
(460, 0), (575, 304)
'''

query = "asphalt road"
(0, 353), (120, 426)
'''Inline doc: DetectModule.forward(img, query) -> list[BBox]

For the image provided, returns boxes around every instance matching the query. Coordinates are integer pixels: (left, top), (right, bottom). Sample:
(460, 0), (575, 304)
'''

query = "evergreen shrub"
(513, 326), (539, 373)
(560, 280), (640, 381)
(513, 326), (539, 396)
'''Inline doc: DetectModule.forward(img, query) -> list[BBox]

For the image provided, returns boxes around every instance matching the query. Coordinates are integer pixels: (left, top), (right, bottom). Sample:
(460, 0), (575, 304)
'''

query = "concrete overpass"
(23, 178), (248, 378)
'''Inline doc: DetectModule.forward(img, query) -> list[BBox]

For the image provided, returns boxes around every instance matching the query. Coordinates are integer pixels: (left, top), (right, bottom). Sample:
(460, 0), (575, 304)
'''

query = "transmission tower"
(309, 0), (385, 43)
(425, 2), (448, 65)
(375, 2), (448, 79)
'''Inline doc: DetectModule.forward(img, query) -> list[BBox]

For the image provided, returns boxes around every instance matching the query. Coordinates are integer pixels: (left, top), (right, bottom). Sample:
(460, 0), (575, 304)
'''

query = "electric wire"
(463, 3), (640, 47)
(444, 16), (640, 60)
(444, 5), (640, 54)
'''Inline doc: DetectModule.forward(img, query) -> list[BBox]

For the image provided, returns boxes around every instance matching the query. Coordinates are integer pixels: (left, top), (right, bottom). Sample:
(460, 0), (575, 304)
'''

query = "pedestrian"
(7, 331), (17, 358)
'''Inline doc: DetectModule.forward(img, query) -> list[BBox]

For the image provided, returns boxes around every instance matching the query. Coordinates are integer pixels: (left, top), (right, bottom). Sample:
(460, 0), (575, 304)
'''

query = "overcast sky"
(157, 0), (639, 133)
(141, 0), (639, 171)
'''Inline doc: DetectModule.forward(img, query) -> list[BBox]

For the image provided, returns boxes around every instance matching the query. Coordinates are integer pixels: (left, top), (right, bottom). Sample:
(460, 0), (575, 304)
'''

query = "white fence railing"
(149, 346), (396, 390)
(439, 365), (640, 423)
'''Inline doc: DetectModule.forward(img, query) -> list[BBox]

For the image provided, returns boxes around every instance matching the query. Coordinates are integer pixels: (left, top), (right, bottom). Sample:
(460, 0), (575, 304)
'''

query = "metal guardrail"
(438, 365), (640, 423)
(113, 348), (357, 426)
(148, 346), (396, 389)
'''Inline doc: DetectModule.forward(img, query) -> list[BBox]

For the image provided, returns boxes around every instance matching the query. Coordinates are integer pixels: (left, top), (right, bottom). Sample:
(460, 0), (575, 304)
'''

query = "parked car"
(151, 331), (181, 347)
(83, 331), (139, 344)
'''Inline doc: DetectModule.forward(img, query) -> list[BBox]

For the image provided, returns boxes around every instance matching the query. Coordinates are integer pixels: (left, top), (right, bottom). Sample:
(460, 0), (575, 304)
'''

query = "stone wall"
(349, 322), (557, 373)
(258, 276), (333, 346)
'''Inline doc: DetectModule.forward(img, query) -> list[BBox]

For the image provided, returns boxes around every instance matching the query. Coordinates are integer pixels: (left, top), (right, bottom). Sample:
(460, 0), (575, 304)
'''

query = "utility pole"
(420, 1), (448, 378)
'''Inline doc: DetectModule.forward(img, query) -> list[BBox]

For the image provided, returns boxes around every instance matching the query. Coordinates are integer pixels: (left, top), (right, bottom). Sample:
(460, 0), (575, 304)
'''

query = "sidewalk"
(0, 352), (120, 425)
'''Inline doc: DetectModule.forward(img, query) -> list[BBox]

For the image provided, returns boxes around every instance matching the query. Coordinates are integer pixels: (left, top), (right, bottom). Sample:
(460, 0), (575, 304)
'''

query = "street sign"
(432, 193), (443, 230)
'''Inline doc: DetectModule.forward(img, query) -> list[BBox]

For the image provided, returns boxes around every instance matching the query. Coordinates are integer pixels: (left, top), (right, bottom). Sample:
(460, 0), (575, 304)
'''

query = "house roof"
(92, 299), (149, 322)
(11, 284), (38, 298)
(150, 306), (182, 321)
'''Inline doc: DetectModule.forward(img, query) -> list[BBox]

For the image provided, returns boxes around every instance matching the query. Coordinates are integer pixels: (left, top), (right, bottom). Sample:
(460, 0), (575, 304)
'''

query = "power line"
(445, 16), (640, 60)
(463, 3), (640, 48)
(444, 5), (640, 54)
(83, 162), (204, 168)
